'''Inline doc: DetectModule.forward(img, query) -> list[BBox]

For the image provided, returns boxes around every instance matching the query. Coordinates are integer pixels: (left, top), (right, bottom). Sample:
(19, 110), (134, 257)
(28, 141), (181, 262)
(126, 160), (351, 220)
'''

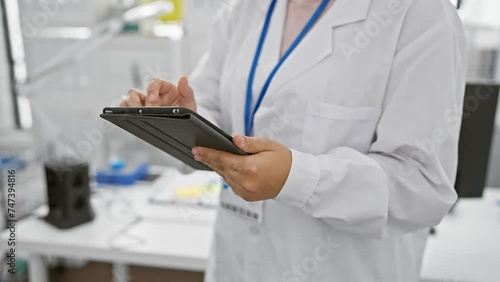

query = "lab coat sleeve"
(189, 6), (236, 126)
(275, 0), (467, 237)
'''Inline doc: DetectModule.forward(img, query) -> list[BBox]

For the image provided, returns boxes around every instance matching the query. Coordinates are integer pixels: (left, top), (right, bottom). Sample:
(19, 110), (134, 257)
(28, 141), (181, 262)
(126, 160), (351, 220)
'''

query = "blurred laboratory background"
(0, 0), (499, 282)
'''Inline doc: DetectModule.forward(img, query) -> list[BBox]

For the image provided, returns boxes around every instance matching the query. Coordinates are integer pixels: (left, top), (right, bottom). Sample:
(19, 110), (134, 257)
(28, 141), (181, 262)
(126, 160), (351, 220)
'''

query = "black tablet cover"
(100, 107), (248, 171)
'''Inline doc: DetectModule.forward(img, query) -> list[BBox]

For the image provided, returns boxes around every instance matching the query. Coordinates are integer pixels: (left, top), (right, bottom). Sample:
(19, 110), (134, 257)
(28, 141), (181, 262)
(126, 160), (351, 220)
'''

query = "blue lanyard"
(244, 0), (331, 136)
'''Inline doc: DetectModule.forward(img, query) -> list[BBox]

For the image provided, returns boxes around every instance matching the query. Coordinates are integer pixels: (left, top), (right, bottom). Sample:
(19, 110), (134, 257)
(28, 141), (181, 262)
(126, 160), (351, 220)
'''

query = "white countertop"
(2, 183), (216, 272)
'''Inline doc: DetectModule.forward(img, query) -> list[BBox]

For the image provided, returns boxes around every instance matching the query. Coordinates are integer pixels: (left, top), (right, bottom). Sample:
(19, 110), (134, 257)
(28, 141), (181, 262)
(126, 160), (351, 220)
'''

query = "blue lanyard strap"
(245, 0), (331, 136)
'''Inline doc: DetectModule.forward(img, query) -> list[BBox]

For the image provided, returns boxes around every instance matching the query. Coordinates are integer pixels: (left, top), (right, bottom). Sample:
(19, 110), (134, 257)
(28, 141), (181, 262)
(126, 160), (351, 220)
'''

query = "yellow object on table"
(139, 0), (184, 21)
(176, 186), (204, 198)
(175, 183), (222, 199)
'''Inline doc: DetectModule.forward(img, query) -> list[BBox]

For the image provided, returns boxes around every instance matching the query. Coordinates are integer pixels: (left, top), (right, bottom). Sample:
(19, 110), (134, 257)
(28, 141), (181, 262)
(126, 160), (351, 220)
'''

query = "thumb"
(233, 134), (274, 154)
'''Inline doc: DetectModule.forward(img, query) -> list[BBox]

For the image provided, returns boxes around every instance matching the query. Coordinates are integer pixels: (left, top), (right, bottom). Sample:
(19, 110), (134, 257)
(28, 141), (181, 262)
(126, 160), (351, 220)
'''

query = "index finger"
(146, 78), (177, 106)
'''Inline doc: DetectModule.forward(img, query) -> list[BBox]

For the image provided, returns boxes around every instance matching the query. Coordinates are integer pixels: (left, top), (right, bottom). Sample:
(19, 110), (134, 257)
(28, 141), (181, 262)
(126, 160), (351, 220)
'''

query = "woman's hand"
(120, 76), (197, 112)
(192, 135), (292, 201)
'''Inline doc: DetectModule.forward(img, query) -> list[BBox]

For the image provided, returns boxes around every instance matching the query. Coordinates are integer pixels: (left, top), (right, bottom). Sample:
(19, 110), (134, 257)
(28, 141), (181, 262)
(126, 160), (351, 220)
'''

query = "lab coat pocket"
(302, 101), (382, 155)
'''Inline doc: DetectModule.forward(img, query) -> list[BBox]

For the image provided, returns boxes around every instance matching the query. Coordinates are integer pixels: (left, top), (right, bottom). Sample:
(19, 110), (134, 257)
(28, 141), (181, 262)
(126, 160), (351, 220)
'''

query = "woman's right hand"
(120, 76), (197, 112)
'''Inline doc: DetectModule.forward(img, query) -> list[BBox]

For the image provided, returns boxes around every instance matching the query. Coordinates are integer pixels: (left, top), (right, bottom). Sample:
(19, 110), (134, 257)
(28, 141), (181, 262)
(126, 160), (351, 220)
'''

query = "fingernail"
(148, 93), (157, 102)
(194, 155), (202, 162)
(192, 148), (198, 155)
(238, 136), (245, 147)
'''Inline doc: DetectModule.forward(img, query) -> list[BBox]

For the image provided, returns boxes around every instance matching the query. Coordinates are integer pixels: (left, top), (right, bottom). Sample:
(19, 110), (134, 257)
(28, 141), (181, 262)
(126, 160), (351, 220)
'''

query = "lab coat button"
(249, 225), (260, 235)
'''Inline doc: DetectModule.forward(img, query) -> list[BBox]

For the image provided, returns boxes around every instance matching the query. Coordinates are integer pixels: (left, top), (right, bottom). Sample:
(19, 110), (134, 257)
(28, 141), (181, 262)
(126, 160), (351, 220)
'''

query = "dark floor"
(50, 262), (204, 282)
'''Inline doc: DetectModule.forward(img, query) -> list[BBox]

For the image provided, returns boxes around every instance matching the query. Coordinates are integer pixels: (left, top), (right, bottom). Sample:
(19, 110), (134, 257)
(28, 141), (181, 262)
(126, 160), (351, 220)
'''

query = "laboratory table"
(0, 184), (216, 282)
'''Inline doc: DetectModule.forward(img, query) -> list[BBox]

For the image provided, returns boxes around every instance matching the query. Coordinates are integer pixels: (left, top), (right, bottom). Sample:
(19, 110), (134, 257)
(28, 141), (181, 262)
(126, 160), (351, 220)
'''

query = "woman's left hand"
(192, 135), (292, 201)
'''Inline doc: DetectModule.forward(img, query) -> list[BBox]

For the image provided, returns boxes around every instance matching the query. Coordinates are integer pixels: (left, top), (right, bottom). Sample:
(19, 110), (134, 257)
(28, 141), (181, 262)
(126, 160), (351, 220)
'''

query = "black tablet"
(100, 107), (248, 171)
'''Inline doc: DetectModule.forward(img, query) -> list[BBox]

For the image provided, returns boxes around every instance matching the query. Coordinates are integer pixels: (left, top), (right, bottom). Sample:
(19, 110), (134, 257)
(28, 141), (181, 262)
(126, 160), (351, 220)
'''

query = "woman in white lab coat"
(122, 0), (466, 281)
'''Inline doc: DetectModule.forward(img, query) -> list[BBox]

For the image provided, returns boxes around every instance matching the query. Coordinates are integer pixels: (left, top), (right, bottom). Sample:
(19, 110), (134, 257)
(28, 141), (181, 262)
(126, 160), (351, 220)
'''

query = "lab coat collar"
(256, 0), (372, 94)
(256, 0), (372, 28)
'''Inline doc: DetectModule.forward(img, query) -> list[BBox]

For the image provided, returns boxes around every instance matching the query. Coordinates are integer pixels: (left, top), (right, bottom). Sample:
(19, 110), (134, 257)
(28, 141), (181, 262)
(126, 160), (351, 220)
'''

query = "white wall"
(461, 0), (500, 28)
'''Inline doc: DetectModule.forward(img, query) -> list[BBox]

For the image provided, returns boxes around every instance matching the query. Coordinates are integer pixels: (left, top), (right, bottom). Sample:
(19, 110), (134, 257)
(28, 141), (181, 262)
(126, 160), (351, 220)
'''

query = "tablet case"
(100, 108), (247, 171)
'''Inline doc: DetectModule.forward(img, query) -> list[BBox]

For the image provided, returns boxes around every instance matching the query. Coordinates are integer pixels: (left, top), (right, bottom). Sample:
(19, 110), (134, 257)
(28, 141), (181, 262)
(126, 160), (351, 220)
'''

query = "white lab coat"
(189, 0), (467, 281)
